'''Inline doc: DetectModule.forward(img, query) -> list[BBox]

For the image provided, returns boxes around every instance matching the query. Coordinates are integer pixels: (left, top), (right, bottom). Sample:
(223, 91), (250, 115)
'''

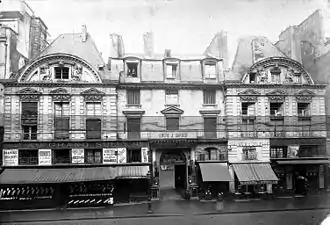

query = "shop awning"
(232, 163), (278, 185)
(0, 167), (118, 185)
(277, 160), (330, 165)
(199, 163), (232, 182)
(116, 166), (150, 179)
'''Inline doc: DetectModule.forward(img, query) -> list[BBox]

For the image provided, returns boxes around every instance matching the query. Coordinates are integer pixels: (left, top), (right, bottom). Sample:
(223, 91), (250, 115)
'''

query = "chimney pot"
(82, 25), (87, 42)
(164, 49), (171, 58)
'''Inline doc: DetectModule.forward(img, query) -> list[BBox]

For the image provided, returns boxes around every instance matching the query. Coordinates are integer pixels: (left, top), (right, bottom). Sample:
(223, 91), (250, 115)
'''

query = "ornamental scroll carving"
(49, 88), (72, 101)
(81, 88), (105, 102)
(266, 90), (287, 102)
(16, 88), (41, 101)
(238, 89), (260, 102)
(295, 90), (315, 102)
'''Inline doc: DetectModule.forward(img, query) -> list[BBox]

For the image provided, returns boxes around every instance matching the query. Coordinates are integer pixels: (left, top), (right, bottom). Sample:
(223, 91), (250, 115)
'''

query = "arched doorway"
(158, 151), (187, 200)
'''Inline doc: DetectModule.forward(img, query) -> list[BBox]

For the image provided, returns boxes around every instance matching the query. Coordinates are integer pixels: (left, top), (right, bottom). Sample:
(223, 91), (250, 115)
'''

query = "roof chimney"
(143, 32), (154, 59)
(81, 25), (87, 42)
(164, 49), (171, 58)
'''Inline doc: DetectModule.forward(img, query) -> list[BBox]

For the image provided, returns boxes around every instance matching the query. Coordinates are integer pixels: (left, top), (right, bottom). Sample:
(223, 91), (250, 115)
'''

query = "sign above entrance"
(3, 141), (149, 150)
(142, 132), (195, 139)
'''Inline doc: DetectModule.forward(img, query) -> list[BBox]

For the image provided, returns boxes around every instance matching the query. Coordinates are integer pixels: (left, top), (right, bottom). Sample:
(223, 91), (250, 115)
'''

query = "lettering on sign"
(72, 149), (84, 164)
(3, 141), (148, 150)
(3, 149), (19, 166)
(38, 149), (52, 166)
(229, 140), (268, 148)
(159, 132), (188, 139)
(103, 148), (118, 164)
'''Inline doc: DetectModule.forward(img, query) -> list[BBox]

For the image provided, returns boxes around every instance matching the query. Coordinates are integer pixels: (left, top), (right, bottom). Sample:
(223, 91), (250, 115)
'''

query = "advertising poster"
(287, 145), (299, 158)
(3, 149), (18, 166)
(141, 147), (149, 163)
(72, 149), (84, 164)
(38, 149), (52, 165)
(117, 148), (127, 164)
(103, 148), (118, 164)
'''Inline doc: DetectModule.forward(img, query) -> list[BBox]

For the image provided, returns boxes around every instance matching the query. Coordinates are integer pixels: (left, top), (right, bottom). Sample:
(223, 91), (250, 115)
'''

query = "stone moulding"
(80, 88), (105, 102)
(16, 88), (41, 101)
(49, 88), (72, 101)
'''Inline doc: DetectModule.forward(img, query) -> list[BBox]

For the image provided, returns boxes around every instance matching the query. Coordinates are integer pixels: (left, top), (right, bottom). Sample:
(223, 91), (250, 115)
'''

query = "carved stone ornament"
(72, 64), (83, 81)
(295, 90), (315, 102)
(256, 67), (268, 83)
(40, 64), (52, 81)
(270, 65), (282, 75)
(240, 95), (258, 102)
(49, 88), (71, 101)
(81, 88), (105, 102)
(16, 88), (41, 101)
(266, 90), (287, 102)
(238, 89), (260, 102)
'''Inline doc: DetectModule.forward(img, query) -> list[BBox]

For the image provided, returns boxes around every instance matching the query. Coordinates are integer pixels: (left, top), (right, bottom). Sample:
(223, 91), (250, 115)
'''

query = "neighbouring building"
(0, 0), (49, 79)
(111, 31), (231, 200)
(227, 36), (327, 197)
(0, 25), (152, 210)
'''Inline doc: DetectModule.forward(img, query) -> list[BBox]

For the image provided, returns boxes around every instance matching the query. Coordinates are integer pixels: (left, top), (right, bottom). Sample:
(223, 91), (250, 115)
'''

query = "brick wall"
(29, 17), (48, 59)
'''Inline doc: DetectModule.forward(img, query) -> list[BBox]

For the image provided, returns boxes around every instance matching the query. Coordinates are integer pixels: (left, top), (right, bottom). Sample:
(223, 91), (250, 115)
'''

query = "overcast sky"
(25, 0), (327, 65)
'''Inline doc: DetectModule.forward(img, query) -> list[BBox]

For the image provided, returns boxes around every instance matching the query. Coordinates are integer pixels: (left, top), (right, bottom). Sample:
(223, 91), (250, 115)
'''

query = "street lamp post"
(147, 171), (153, 214)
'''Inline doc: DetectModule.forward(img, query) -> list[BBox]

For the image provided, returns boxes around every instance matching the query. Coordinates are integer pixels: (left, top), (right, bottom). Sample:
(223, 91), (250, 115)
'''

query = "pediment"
(161, 106), (184, 115)
(238, 89), (261, 96)
(296, 90), (315, 96)
(16, 88), (41, 95)
(49, 88), (69, 95)
(266, 90), (287, 96)
(80, 88), (105, 96)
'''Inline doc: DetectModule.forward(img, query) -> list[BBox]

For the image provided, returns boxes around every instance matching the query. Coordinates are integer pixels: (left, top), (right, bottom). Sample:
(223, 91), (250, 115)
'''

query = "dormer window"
(249, 73), (256, 83)
(55, 67), (69, 79)
(166, 63), (177, 79)
(204, 61), (217, 79)
(126, 62), (138, 77)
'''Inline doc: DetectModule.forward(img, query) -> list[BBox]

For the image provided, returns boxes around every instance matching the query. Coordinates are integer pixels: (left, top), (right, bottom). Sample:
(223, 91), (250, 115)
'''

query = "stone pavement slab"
(1, 195), (330, 223)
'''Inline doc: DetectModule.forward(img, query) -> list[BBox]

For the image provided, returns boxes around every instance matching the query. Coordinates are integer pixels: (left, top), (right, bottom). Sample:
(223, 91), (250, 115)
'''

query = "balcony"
(270, 147), (326, 159)
(196, 153), (227, 161)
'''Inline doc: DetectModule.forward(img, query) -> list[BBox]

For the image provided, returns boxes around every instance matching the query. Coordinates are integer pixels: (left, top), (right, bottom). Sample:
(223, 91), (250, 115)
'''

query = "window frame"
(165, 63), (178, 79)
(53, 149), (71, 164)
(85, 149), (102, 164)
(203, 60), (217, 79)
(203, 89), (216, 105)
(18, 149), (38, 165)
(127, 149), (142, 163)
(126, 61), (139, 78)
(297, 102), (311, 117)
(270, 102), (284, 116)
(54, 67), (70, 80)
(22, 125), (37, 140)
(241, 102), (255, 116)
(126, 89), (141, 106)
(86, 118), (102, 139)
(166, 117), (180, 131)
(242, 147), (258, 160)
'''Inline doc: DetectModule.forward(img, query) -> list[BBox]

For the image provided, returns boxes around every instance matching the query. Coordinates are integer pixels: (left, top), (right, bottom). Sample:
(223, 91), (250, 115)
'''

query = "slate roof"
(230, 36), (286, 81)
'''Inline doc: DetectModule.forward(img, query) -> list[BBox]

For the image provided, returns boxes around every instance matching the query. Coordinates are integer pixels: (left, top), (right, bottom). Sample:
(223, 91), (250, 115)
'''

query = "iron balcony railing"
(1, 115), (328, 141)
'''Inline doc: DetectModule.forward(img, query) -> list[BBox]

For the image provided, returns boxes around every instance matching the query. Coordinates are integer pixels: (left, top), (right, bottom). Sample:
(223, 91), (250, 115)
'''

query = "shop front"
(230, 162), (279, 199)
(0, 140), (152, 209)
(270, 138), (329, 196)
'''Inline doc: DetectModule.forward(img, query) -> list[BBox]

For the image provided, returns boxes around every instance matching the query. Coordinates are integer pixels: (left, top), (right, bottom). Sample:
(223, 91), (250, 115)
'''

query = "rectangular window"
(21, 102), (38, 125)
(85, 149), (102, 164)
(165, 89), (179, 105)
(127, 118), (141, 140)
(18, 150), (38, 165)
(54, 67), (69, 79)
(271, 74), (280, 83)
(53, 149), (71, 164)
(166, 64), (177, 78)
(295, 74), (302, 84)
(204, 62), (216, 78)
(203, 90), (216, 105)
(86, 118), (102, 139)
(241, 119), (255, 137)
(166, 117), (180, 131)
(297, 103), (310, 117)
(86, 102), (101, 116)
(126, 62), (138, 77)
(22, 126), (37, 140)
(54, 102), (70, 139)
(127, 149), (142, 163)
(242, 147), (257, 160)
(249, 73), (256, 83)
(270, 102), (283, 116)
(204, 117), (217, 139)
(127, 89), (141, 105)
(241, 102), (255, 116)
(270, 147), (287, 158)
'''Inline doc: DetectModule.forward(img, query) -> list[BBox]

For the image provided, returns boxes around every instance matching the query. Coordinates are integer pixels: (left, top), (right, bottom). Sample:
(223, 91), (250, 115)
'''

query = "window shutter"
(21, 102), (38, 125)
(247, 103), (255, 116)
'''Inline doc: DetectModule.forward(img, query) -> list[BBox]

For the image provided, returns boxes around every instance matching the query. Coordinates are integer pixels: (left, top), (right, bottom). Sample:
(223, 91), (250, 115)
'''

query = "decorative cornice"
(268, 95), (285, 102)
(118, 82), (225, 90)
(224, 83), (326, 89)
(18, 54), (102, 83)
(199, 110), (221, 115)
(3, 80), (118, 87)
(248, 57), (314, 85)
(161, 106), (184, 115)
(81, 88), (105, 102)
(240, 95), (258, 102)
(49, 88), (72, 101)
(296, 95), (313, 102)
(238, 89), (261, 96)
(123, 110), (146, 116)
(16, 88), (41, 101)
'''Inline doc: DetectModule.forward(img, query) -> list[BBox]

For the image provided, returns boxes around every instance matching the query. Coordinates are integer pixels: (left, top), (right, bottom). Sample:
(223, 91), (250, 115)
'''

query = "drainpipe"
(4, 42), (8, 79)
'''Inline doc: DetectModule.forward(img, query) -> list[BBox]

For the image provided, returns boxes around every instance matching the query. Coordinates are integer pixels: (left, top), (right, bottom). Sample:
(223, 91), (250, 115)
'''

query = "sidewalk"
(1, 195), (330, 223)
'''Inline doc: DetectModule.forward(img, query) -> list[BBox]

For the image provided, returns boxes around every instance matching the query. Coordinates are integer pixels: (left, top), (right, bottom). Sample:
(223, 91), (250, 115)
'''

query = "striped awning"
(0, 167), (118, 185)
(199, 163), (232, 182)
(232, 163), (279, 185)
(116, 166), (150, 179)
